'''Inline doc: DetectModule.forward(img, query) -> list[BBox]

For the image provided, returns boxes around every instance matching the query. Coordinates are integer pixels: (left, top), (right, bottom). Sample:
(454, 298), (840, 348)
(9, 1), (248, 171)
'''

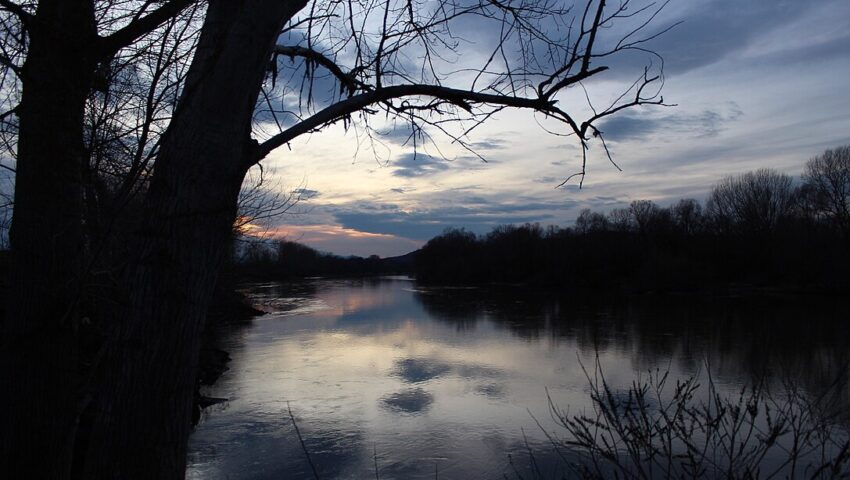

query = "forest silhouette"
(237, 147), (850, 293)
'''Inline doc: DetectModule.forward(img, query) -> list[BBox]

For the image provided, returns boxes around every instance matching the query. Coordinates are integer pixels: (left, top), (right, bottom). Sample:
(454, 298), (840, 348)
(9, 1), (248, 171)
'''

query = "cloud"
(470, 138), (509, 150)
(378, 124), (418, 146)
(390, 152), (492, 178)
(332, 199), (571, 240)
(391, 152), (450, 178)
(597, 105), (743, 142)
(293, 188), (320, 199)
(636, 0), (817, 74)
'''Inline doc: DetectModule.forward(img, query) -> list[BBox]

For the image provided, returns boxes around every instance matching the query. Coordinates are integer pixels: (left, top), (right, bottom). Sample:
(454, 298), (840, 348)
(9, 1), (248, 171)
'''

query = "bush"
(540, 360), (850, 479)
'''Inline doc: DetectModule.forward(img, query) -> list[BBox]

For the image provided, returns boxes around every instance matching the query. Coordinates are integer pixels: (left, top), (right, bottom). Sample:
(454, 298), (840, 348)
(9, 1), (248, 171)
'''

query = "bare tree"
(706, 168), (795, 237)
(608, 206), (635, 232)
(671, 198), (702, 236)
(630, 199), (659, 233)
(575, 207), (609, 234)
(1, 0), (674, 477)
(803, 145), (850, 235)
(0, 1), (199, 478)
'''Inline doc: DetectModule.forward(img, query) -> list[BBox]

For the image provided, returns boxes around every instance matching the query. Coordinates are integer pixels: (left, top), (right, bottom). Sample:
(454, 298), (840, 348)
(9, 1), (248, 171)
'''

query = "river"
(187, 277), (850, 479)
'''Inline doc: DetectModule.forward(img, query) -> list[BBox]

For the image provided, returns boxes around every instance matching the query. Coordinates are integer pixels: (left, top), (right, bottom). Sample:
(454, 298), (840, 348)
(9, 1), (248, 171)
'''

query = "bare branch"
(274, 44), (363, 95)
(255, 83), (567, 161)
(98, 0), (196, 59)
(0, 0), (32, 26)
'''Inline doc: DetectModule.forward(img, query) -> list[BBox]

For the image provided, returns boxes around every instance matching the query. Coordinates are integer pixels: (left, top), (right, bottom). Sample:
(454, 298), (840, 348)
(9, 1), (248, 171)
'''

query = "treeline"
(232, 240), (415, 279)
(416, 147), (850, 292)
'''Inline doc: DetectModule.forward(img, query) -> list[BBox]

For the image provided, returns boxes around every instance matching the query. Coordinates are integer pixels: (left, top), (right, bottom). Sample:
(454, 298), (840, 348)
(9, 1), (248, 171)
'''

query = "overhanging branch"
(253, 84), (568, 162)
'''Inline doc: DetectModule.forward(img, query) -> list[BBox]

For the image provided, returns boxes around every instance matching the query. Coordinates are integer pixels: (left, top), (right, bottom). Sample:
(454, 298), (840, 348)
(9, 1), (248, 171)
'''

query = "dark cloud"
(600, 0), (815, 76)
(470, 138), (509, 150)
(750, 30), (850, 67)
(552, 0), (849, 87)
(596, 115), (658, 142)
(391, 153), (450, 178)
(390, 152), (492, 178)
(332, 199), (572, 240)
(589, 196), (622, 205)
(597, 105), (743, 142)
(378, 124), (418, 146)
(533, 176), (561, 184)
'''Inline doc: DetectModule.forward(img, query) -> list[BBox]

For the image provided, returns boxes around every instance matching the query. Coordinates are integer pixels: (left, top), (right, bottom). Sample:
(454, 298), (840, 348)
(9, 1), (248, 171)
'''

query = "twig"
(287, 401), (320, 480)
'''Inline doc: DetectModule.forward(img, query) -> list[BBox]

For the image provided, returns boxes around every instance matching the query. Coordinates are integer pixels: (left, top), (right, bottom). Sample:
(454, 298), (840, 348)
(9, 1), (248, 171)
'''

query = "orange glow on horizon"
(264, 224), (398, 241)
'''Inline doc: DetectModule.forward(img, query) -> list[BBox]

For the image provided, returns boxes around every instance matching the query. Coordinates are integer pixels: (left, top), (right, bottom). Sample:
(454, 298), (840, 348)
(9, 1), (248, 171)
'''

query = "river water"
(187, 277), (849, 479)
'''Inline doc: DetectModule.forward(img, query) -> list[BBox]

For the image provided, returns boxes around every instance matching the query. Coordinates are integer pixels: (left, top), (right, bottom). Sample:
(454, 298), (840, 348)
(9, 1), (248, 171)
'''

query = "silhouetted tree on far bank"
(671, 198), (703, 236)
(416, 154), (850, 292)
(803, 145), (850, 236)
(706, 168), (794, 238)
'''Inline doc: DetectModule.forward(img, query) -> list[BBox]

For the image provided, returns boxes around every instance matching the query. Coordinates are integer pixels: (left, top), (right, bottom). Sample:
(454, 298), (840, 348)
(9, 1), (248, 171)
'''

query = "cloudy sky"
(255, 0), (850, 257)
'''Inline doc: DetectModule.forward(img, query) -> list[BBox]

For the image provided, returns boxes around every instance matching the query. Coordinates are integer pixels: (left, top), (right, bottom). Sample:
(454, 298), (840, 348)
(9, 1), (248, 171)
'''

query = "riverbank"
(194, 280), (265, 425)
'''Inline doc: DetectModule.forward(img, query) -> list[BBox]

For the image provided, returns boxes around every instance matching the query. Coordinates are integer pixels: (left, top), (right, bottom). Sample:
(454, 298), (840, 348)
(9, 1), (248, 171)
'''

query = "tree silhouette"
(803, 145), (850, 236)
(0, 1), (673, 477)
(706, 168), (794, 238)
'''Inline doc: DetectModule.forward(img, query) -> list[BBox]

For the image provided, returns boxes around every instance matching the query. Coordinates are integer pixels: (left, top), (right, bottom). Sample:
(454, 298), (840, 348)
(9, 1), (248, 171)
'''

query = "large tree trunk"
(82, 2), (305, 478)
(0, 2), (98, 477)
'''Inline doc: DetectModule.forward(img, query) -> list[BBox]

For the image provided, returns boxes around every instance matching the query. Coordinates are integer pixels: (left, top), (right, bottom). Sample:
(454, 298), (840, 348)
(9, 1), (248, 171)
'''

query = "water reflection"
(188, 278), (850, 479)
(381, 388), (434, 414)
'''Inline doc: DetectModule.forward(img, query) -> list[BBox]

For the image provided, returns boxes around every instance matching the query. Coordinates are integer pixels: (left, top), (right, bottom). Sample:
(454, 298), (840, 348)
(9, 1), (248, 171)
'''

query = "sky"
(253, 0), (850, 258)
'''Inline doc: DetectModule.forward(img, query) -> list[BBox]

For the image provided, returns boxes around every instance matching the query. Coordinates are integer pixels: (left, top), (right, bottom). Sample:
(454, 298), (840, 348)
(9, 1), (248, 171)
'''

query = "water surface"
(187, 277), (849, 479)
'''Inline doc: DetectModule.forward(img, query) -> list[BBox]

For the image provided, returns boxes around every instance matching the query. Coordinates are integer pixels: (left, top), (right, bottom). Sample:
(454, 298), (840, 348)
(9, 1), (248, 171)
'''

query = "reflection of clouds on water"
(392, 358), (507, 392)
(389, 357), (510, 401)
(392, 358), (452, 383)
(474, 383), (506, 399)
(191, 279), (850, 479)
(380, 388), (434, 414)
(456, 364), (503, 380)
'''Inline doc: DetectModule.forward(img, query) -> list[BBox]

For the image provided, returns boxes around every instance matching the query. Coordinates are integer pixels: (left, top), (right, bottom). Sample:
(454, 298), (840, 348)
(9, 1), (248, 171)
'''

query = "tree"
(575, 208), (609, 234)
(1, 0), (673, 477)
(0, 2), (198, 478)
(608, 206), (635, 233)
(671, 198), (702, 236)
(630, 199), (660, 234)
(802, 145), (850, 235)
(706, 168), (794, 238)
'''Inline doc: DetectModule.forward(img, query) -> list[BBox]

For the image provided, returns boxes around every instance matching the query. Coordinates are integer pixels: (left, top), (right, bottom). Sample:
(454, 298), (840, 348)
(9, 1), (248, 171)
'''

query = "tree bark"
(0, 2), (97, 477)
(82, 2), (306, 478)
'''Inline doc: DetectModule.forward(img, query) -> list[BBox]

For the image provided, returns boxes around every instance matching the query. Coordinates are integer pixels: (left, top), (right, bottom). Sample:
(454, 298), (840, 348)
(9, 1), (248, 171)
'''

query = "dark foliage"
(416, 160), (850, 292)
(233, 240), (416, 279)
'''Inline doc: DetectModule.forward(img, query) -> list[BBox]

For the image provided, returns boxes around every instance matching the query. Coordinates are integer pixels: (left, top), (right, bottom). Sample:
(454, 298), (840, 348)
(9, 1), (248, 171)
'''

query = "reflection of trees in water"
(412, 286), (850, 407)
(240, 281), (320, 313)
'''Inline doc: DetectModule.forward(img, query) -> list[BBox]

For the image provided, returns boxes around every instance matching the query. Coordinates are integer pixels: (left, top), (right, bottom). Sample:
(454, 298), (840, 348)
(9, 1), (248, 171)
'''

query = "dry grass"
(531, 359), (850, 479)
